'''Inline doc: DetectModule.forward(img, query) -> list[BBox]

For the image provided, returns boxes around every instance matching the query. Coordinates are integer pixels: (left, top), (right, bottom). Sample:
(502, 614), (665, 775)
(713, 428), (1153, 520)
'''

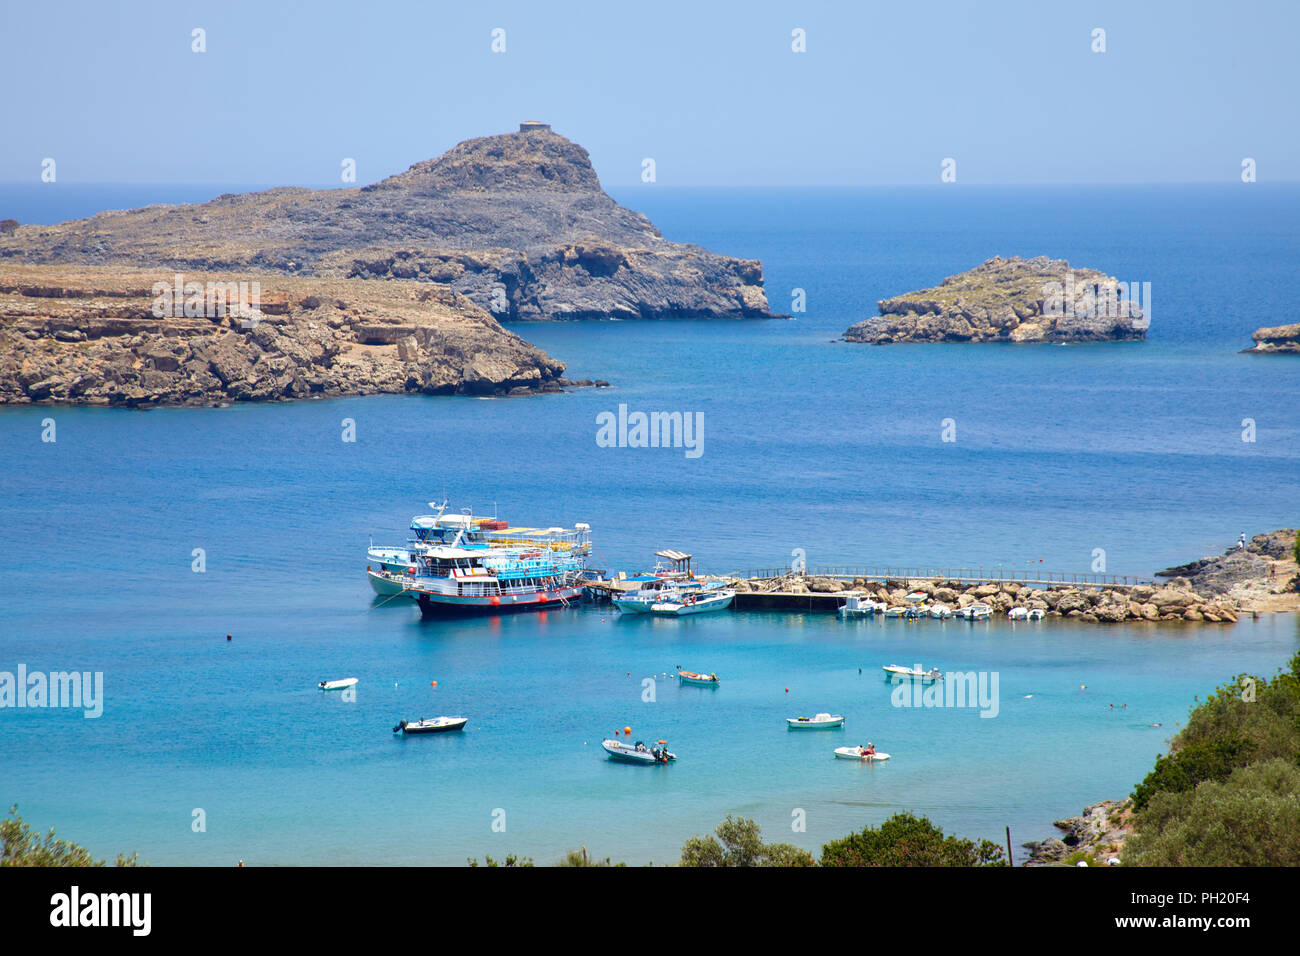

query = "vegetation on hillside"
(1, 806), (139, 867)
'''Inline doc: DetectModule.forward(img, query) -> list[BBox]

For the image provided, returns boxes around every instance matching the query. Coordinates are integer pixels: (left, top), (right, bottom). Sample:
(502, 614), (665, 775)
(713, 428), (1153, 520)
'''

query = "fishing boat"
(786, 713), (845, 729)
(319, 677), (358, 691)
(392, 716), (468, 735)
(834, 745), (891, 762)
(602, 739), (675, 764)
(649, 589), (735, 616)
(677, 668), (720, 686)
(881, 664), (943, 683)
(955, 603), (993, 620)
(839, 594), (886, 617)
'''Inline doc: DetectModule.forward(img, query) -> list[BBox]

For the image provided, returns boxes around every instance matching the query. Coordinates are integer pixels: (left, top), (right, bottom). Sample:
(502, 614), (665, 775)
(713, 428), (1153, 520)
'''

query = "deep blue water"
(1, 183), (1298, 865)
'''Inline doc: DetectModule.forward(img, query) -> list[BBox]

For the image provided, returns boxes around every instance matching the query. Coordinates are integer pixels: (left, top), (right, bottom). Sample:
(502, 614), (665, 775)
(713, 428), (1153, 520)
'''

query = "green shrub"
(1123, 759), (1300, 866)
(1, 805), (139, 867)
(679, 815), (815, 867)
(819, 812), (1005, 867)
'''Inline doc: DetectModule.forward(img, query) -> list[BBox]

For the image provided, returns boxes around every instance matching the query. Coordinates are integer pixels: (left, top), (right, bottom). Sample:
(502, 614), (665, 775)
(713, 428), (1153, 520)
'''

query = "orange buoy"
(624, 726), (631, 735)
(431, 680), (438, 687)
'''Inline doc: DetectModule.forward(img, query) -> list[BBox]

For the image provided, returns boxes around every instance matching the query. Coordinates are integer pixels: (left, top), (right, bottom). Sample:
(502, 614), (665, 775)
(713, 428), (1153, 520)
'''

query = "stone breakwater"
(0, 265), (599, 407)
(731, 574), (1240, 623)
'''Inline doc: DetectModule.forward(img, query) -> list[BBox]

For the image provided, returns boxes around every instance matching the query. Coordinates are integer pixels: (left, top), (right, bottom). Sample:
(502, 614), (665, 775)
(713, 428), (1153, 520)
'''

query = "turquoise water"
(1, 184), (1298, 864)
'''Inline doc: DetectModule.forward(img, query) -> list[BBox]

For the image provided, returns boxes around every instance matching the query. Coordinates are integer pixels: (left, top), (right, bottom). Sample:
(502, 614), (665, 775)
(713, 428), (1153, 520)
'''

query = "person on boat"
(863, 742), (876, 756)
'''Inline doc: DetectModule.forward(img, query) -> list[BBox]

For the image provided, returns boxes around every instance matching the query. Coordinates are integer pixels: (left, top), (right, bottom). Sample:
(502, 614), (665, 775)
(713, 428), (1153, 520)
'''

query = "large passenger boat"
(366, 502), (592, 614)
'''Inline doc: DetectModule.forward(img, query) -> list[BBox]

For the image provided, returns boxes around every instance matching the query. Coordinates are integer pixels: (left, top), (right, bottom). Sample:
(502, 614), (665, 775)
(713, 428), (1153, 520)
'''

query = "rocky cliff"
(1242, 322), (1300, 354)
(1156, 529), (1299, 612)
(844, 256), (1147, 344)
(0, 265), (588, 407)
(0, 128), (775, 323)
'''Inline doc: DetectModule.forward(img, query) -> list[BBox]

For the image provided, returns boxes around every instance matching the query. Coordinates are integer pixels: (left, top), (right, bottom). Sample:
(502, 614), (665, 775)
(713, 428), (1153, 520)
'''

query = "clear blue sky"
(2, 0), (1296, 186)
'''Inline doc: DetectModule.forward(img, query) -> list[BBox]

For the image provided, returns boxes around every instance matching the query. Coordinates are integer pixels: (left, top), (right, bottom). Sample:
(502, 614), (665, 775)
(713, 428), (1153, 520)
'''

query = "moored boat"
(393, 716), (469, 735)
(955, 603), (993, 620)
(786, 712), (845, 729)
(602, 739), (675, 764)
(881, 664), (943, 683)
(677, 668), (720, 686)
(649, 589), (734, 615)
(319, 677), (358, 691)
(1007, 606), (1029, 620)
(839, 594), (886, 617)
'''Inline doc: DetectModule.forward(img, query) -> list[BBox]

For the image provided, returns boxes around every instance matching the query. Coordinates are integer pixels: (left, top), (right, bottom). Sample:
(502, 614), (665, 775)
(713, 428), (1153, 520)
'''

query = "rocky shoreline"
(844, 256), (1147, 345)
(0, 265), (604, 407)
(1022, 800), (1132, 866)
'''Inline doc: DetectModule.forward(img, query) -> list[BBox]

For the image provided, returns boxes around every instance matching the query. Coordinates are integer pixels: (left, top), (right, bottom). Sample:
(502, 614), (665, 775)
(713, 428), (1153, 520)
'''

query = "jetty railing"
(725, 565), (1151, 588)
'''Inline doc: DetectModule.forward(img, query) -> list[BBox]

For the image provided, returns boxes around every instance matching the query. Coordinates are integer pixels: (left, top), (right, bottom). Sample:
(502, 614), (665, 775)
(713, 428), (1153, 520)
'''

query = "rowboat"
(649, 589), (735, 615)
(834, 746), (890, 761)
(392, 716), (468, 735)
(786, 712), (845, 729)
(881, 664), (943, 683)
(319, 677), (358, 691)
(602, 739), (675, 764)
(677, 669), (720, 686)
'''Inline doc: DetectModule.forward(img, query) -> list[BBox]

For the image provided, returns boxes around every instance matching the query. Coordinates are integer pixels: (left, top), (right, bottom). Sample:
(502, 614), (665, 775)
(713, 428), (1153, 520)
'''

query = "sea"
(1, 182), (1297, 866)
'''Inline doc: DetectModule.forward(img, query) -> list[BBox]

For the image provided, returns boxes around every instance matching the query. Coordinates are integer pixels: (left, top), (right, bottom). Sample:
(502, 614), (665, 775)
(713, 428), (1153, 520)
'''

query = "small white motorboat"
(786, 712), (845, 730)
(1027, 607), (1045, 620)
(882, 664), (943, 683)
(839, 594), (885, 617)
(929, 603), (952, 619)
(834, 746), (890, 762)
(882, 606), (908, 618)
(319, 677), (358, 691)
(649, 589), (735, 615)
(1007, 606), (1029, 620)
(602, 739), (675, 764)
(393, 716), (468, 735)
(955, 603), (993, 620)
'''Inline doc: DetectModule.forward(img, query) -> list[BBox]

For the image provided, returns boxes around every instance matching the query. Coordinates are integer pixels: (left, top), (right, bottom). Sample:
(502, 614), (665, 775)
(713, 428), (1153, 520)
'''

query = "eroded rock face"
(0, 129), (776, 323)
(844, 256), (1147, 344)
(1242, 322), (1300, 354)
(0, 266), (573, 407)
(1157, 530), (1299, 604)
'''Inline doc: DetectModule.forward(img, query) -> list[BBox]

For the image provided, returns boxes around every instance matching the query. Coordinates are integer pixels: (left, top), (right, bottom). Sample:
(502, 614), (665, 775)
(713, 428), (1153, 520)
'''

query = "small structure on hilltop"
(519, 120), (551, 132)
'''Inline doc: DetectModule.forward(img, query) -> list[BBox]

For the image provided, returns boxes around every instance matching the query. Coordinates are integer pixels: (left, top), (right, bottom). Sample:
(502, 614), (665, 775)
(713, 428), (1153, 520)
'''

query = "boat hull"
(834, 747), (890, 761)
(368, 569), (412, 597)
(787, 717), (845, 729)
(396, 717), (468, 735)
(414, 585), (583, 616)
(677, 672), (720, 687)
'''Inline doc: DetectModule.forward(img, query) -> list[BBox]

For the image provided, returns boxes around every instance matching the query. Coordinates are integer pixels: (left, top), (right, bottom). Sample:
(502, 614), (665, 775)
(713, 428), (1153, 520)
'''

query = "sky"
(1, 0), (1296, 187)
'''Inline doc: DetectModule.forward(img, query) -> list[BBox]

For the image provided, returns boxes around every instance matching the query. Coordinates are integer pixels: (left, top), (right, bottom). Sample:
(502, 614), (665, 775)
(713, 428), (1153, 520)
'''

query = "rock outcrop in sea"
(0, 265), (592, 407)
(1023, 800), (1132, 866)
(1156, 529), (1299, 612)
(0, 126), (776, 323)
(843, 256), (1147, 344)
(1242, 322), (1300, 354)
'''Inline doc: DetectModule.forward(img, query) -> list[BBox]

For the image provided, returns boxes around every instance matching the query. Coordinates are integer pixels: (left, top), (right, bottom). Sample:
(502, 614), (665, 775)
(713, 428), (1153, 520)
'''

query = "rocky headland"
(0, 126), (776, 324)
(1242, 322), (1300, 354)
(1156, 529), (1299, 613)
(0, 265), (599, 406)
(843, 256), (1147, 344)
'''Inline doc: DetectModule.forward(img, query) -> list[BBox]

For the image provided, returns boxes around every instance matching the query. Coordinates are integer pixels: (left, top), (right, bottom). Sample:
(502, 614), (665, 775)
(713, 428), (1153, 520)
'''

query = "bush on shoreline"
(1, 805), (139, 867)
